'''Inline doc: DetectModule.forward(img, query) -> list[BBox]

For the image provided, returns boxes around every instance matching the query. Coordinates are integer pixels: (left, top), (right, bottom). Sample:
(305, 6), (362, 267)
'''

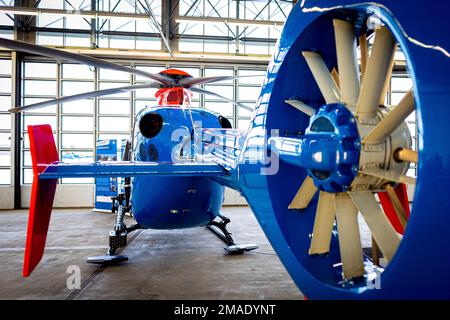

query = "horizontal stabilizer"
(37, 161), (228, 179)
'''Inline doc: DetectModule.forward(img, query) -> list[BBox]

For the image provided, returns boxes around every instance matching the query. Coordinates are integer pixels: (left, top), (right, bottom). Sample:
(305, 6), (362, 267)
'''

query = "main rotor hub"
(303, 103), (360, 193)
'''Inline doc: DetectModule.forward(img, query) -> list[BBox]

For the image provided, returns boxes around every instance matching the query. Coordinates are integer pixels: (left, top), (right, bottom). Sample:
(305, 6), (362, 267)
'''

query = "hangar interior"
(0, 0), (416, 299)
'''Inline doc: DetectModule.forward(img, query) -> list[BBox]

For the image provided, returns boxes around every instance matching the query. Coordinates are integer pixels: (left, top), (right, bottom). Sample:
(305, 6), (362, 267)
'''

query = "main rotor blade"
(361, 167), (416, 185)
(0, 38), (171, 85)
(302, 51), (341, 104)
(189, 87), (253, 111)
(333, 19), (360, 108)
(288, 176), (317, 210)
(349, 191), (401, 262)
(285, 99), (315, 116)
(9, 83), (161, 113)
(334, 192), (365, 279)
(355, 27), (396, 120)
(363, 90), (415, 143)
(309, 191), (335, 255)
(179, 75), (262, 88)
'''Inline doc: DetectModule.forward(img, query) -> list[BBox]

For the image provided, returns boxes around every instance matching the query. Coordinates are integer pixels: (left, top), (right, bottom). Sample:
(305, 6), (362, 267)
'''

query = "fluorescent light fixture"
(0, 6), (150, 21)
(174, 16), (283, 28)
(0, 7), (38, 16)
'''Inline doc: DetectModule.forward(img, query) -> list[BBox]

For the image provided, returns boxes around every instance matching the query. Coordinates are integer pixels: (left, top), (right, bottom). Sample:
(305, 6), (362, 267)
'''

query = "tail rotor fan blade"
(349, 191), (401, 262)
(356, 27), (396, 120)
(9, 83), (161, 113)
(302, 51), (341, 104)
(333, 19), (360, 108)
(288, 176), (317, 210)
(189, 87), (253, 111)
(285, 99), (315, 116)
(0, 38), (171, 85)
(361, 167), (416, 185)
(309, 191), (335, 255)
(364, 90), (415, 143)
(334, 193), (365, 279)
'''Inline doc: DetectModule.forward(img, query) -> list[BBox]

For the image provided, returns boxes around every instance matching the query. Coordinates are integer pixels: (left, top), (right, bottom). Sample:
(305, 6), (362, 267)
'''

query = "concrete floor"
(0, 206), (302, 300)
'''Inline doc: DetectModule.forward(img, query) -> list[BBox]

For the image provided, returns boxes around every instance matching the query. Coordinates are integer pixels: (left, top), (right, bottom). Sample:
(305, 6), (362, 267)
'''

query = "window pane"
(62, 81), (94, 96)
(204, 85), (233, 100)
(135, 87), (158, 99)
(23, 97), (57, 114)
(23, 168), (33, 184)
(99, 99), (130, 115)
(24, 80), (56, 96)
(62, 64), (94, 79)
(238, 86), (261, 101)
(0, 169), (11, 185)
(238, 105), (254, 117)
(391, 92), (406, 105)
(0, 95), (11, 112)
(99, 117), (130, 132)
(0, 114), (11, 130)
(62, 133), (93, 149)
(391, 77), (413, 91)
(23, 150), (32, 166)
(135, 65), (165, 81)
(62, 151), (94, 163)
(0, 78), (12, 93)
(99, 82), (130, 98)
(100, 68), (130, 81)
(65, 34), (90, 47)
(62, 99), (94, 114)
(238, 69), (265, 84)
(98, 134), (129, 142)
(0, 150), (10, 166)
(24, 62), (57, 78)
(62, 116), (93, 132)
(37, 32), (64, 46)
(0, 60), (11, 75)
(24, 115), (56, 129)
(204, 102), (233, 117)
(0, 132), (11, 148)
(204, 68), (233, 84)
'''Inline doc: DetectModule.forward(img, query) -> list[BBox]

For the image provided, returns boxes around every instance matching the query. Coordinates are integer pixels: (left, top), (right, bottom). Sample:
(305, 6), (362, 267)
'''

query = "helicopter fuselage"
(131, 106), (228, 229)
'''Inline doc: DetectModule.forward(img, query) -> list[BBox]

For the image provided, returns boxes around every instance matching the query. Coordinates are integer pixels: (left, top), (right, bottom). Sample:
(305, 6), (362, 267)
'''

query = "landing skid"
(206, 213), (258, 254)
(87, 255), (128, 265)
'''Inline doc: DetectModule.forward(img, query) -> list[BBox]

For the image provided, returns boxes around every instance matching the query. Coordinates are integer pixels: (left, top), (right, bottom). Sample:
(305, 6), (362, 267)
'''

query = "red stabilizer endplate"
(378, 183), (411, 235)
(23, 125), (59, 277)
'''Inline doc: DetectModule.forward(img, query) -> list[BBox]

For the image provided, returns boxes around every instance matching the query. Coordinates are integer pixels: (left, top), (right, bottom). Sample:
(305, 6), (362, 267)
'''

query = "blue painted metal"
(232, 0), (450, 299)
(38, 162), (227, 179)
(270, 103), (360, 193)
(131, 107), (228, 229)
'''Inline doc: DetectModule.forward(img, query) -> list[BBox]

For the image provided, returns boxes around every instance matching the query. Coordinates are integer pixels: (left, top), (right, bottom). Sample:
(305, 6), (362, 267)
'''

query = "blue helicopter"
(3, 0), (450, 299)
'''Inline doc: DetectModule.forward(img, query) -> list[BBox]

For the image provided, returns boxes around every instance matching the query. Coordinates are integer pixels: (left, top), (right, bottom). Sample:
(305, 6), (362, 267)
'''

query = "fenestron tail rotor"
(281, 18), (417, 282)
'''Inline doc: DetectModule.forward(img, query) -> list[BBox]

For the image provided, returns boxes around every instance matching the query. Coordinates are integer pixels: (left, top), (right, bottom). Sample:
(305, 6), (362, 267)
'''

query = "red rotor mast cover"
(155, 87), (193, 106)
(23, 124), (58, 277)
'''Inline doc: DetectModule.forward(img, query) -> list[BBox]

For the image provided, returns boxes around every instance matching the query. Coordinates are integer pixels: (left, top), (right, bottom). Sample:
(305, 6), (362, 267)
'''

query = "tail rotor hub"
(303, 103), (360, 193)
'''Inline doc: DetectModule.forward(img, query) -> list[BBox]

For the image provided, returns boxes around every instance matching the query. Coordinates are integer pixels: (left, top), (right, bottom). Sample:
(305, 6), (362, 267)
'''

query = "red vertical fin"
(378, 183), (411, 235)
(23, 125), (59, 277)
